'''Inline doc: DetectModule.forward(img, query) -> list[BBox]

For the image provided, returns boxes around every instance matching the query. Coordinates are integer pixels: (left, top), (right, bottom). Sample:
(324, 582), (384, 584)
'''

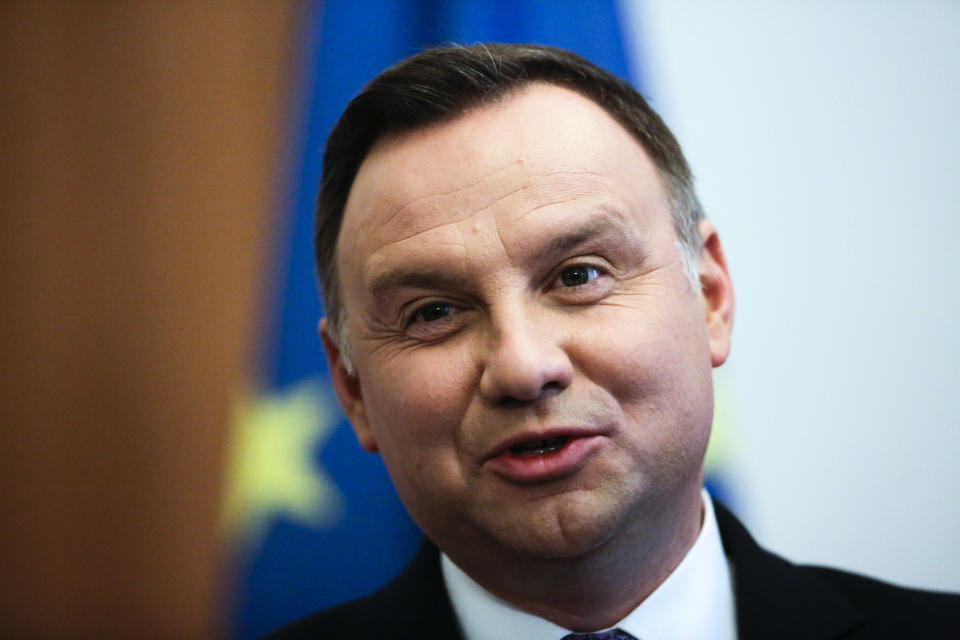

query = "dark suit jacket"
(265, 504), (960, 639)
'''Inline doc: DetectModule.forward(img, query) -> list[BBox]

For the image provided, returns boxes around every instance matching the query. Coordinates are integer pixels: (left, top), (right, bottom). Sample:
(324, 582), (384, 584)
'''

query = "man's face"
(324, 84), (733, 563)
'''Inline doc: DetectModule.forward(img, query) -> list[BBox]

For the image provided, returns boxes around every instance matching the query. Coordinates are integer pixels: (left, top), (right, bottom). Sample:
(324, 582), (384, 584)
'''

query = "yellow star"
(222, 378), (343, 548)
(706, 370), (738, 476)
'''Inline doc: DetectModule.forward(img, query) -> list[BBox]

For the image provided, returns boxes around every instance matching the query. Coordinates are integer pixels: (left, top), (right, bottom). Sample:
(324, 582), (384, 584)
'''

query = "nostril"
(496, 395), (529, 409)
(542, 380), (565, 393)
(495, 381), (565, 408)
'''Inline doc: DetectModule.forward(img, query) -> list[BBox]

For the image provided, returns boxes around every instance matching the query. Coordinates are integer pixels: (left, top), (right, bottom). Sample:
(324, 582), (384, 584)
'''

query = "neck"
(445, 486), (704, 631)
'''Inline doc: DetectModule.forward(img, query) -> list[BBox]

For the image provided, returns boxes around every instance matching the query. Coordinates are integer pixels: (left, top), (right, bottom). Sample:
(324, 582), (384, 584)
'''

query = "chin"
(482, 491), (632, 561)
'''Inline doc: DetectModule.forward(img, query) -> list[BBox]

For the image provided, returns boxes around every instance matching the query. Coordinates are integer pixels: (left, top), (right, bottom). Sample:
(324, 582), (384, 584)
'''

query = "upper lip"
(481, 426), (609, 462)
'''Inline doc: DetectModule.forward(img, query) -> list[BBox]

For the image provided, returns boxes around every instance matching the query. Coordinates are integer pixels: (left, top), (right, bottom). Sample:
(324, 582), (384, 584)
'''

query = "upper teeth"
(510, 436), (568, 456)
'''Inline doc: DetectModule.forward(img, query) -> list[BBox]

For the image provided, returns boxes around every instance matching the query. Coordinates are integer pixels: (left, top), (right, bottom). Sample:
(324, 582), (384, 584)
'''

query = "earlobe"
(696, 220), (735, 367)
(318, 319), (379, 453)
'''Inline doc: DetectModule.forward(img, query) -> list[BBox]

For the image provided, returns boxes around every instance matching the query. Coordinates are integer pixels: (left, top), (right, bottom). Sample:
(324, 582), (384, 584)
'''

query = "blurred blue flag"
(225, 2), (693, 638)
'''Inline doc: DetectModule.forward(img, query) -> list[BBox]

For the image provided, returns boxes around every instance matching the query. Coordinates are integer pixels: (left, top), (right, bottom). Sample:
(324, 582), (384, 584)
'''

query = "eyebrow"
(537, 214), (634, 258)
(367, 211), (637, 300)
(369, 265), (468, 301)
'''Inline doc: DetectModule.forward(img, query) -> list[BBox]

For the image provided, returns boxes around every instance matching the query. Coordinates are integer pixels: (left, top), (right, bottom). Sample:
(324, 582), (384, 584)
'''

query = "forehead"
(338, 83), (670, 283)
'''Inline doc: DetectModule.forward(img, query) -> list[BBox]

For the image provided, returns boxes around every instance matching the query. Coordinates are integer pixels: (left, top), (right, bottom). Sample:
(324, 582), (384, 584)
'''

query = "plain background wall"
(622, 0), (960, 591)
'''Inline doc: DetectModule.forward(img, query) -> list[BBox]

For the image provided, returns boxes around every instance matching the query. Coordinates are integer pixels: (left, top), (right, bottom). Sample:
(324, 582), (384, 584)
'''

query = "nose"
(478, 310), (574, 406)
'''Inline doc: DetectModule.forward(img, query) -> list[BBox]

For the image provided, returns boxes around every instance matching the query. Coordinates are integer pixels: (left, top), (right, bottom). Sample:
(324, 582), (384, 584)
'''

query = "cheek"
(361, 344), (478, 463)
(572, 304), (702, 393)
(571, 299), (714, 438)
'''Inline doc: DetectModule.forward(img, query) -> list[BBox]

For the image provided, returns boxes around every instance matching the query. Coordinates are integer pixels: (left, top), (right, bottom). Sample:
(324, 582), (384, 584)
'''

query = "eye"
(557, 265), (601, 287)
(413, 302), (455, 323)
(404, 300), (469, 342)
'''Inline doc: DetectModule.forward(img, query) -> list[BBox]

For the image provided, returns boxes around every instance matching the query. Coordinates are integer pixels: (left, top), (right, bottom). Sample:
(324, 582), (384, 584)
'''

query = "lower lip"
(484, 435), (605, 484)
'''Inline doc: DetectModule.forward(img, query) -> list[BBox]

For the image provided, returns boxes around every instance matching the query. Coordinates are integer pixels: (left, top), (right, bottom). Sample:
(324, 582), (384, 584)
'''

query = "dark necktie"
(561, 630), (638, 640)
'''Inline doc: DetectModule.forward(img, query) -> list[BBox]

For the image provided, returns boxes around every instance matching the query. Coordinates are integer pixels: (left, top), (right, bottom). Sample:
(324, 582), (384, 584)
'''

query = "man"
(267, 44), (958, 639)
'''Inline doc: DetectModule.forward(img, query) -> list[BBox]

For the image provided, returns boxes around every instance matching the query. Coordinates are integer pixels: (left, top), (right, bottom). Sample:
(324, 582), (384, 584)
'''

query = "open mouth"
(508, 436), (569, 456)
(485, 432), (604, 483)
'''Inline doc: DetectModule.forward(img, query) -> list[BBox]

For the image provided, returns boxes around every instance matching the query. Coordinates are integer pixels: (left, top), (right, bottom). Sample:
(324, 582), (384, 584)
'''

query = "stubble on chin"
(464, 475), (645, 562)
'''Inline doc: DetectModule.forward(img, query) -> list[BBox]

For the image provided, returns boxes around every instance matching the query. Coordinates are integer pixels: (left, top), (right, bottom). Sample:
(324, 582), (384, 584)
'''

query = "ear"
(696, 220), (734, 367)
(318, 318), (379, 453)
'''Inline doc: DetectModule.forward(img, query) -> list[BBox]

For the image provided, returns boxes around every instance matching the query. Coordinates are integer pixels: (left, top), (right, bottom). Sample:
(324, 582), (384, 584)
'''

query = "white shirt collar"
(441, 488), (737, 640)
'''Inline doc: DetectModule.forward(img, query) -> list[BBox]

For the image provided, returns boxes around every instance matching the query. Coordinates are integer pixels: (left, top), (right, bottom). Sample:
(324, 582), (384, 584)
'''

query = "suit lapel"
(369, 539), (464, 639)
(714, 503), (863, 640)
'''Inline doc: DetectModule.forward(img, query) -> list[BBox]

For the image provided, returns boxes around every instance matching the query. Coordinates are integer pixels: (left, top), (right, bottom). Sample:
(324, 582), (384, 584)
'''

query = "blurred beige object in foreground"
(0, 2), (300, 637)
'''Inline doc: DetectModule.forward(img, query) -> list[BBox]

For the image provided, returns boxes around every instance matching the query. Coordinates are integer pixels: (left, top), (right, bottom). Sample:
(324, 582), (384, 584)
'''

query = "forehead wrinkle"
(356, 159), (619, 250)
(464, 168), (618, 234)
(362, 227), (470, 302)
(360, 180), (638, 285)
(441, 166), (619, 239)
(496, 204), (639, 267)
(501, 167), (626, 219)
(355, 156), (524, 239)
(368, 181), (529, 251)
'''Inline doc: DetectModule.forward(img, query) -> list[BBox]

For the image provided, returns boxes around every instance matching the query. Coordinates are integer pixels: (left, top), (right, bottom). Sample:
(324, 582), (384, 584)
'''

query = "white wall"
(622, 0), (960, 591)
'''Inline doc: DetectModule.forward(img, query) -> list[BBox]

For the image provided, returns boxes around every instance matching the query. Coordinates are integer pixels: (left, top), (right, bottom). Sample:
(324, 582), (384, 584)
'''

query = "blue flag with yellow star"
(225, 2), (735, 638)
